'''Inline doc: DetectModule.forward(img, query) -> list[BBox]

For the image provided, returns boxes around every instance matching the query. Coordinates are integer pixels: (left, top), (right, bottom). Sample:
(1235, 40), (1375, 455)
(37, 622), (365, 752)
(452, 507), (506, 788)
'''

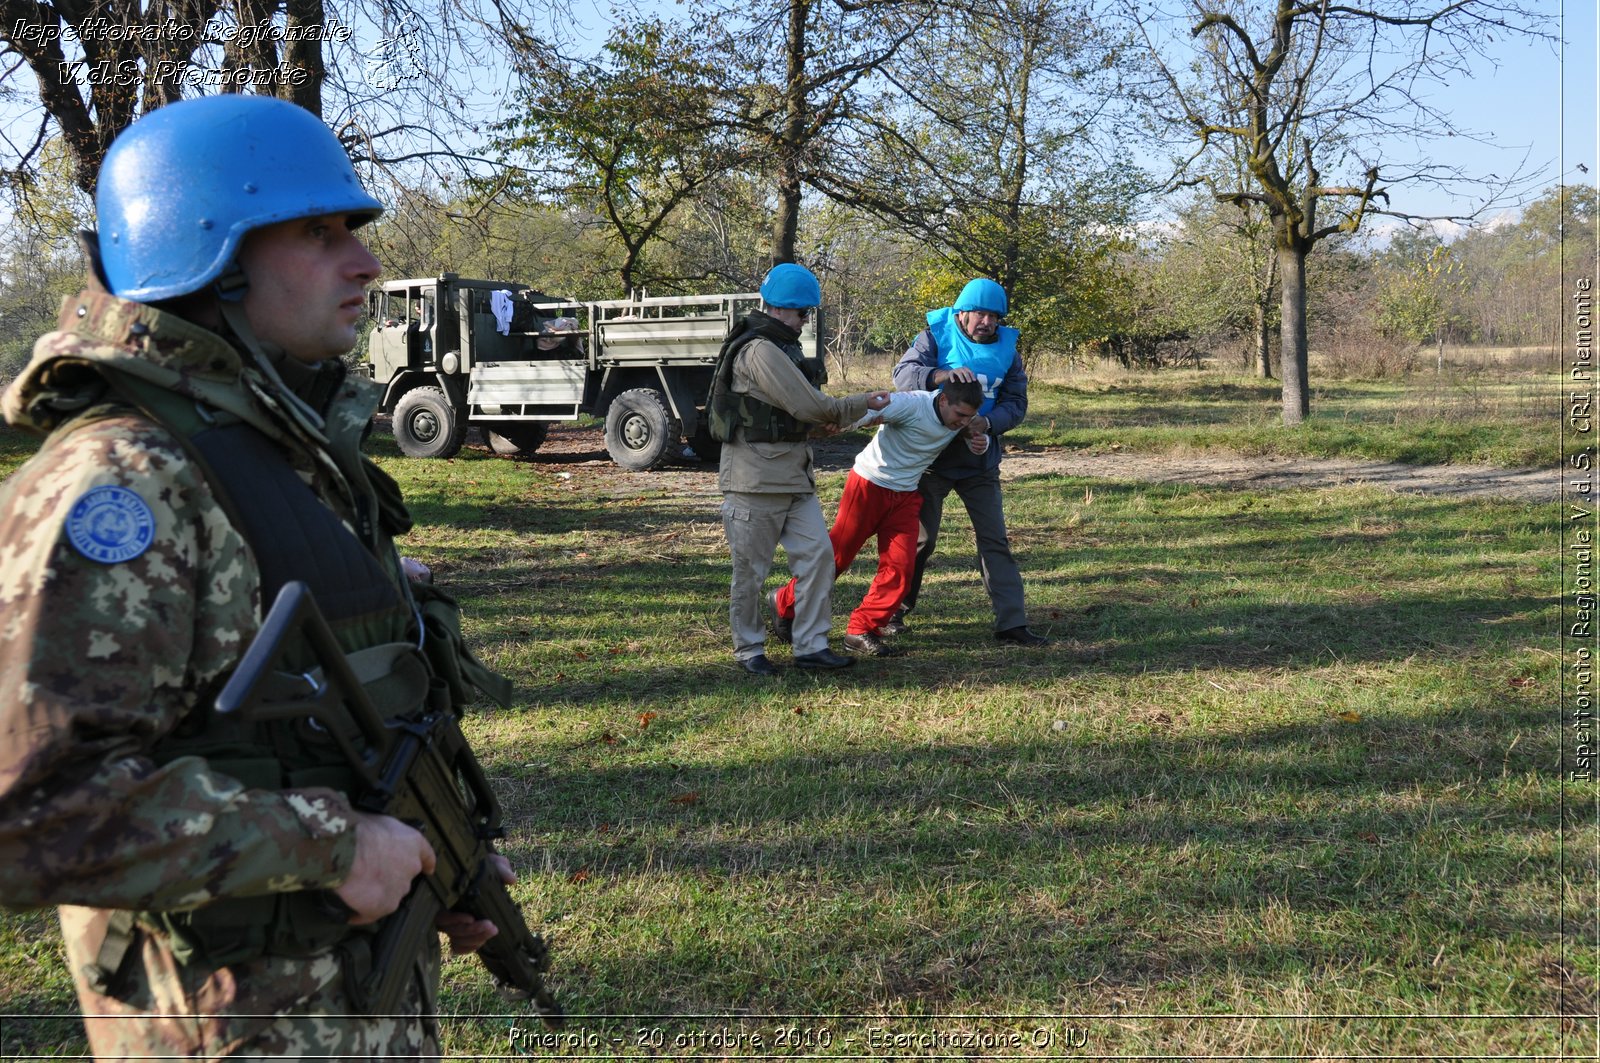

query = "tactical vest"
(75, 366), (503, 994)
(706, 312), (827, 443)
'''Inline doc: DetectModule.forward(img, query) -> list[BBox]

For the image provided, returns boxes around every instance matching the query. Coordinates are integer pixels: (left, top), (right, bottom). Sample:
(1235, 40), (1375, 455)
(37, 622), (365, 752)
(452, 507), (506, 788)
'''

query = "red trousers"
(774, 471), (922, 636)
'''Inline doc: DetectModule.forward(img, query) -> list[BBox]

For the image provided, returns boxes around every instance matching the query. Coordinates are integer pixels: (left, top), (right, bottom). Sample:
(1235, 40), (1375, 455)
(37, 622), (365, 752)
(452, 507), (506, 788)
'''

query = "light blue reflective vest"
(925, 307), (1019, 417)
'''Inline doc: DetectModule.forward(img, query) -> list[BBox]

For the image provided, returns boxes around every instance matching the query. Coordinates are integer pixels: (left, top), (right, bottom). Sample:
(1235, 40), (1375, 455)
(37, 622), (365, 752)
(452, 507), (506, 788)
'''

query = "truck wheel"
(486, 423), (549, 456)
(604, 388), (677, 471)
(393, 386), (466, 459)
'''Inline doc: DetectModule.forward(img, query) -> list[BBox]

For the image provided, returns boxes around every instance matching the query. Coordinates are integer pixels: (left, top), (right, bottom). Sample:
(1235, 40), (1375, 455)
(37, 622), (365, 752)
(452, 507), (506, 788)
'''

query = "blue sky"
(2, 0), (1592, 235)
(1404, 0), (1598, 223)
(562, 0), (1596, 230)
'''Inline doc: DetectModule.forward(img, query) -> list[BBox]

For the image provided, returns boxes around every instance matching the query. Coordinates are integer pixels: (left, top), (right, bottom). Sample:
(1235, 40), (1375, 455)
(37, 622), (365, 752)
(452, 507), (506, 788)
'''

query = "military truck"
(365, 275), (823, 471)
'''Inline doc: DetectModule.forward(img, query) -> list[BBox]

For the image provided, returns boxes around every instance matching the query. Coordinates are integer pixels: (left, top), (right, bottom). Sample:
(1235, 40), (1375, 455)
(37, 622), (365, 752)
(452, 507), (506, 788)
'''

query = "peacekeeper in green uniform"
(0, 95), (514, 1059)
(713, 263), (889, 676)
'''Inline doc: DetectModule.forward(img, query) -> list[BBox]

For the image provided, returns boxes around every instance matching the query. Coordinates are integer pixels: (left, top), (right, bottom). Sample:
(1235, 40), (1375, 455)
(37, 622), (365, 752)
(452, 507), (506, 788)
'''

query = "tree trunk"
(282, 0), (326, 115)
(619, 262), (635, 298)
(1254, 299), (1273, 379)
(222, 0), (281, 90)
(1278, 241), (1310, 424)
(772, 163), (800, 266)
(769, 0), (809, 265)
(995, 19), (1036, 291)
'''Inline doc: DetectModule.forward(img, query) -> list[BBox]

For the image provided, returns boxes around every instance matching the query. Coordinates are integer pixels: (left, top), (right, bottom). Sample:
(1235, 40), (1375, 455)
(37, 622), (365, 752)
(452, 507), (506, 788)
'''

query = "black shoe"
(793, 648), (855, 670)
(767, 589), (793, 644)
(995, 625), (1050, 647)
(843, 631), (902, 657)
(740, 654), (779, 676)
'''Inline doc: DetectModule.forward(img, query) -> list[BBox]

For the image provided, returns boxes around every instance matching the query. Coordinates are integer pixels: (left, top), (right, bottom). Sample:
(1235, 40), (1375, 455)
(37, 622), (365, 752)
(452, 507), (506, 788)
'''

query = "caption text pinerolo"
(507, 1021), (1092, 1055)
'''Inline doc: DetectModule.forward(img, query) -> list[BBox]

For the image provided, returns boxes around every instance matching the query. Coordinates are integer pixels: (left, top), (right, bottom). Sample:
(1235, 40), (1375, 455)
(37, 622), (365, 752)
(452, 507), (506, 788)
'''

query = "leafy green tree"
(427, 198), (623, 299)
(1375, 235), (1467, 367)
(0, 230), (84, 385)
(820, 0), (1142, 354)
(1447, 183), (1597, 348)
(494, 19), (749, 294)
(0, 143), (92, 385)
(361, 185), (455, 281)
(1146, 191), (1278, 375)
(640, 173), (773, 295)
(797, 201), (923, 377)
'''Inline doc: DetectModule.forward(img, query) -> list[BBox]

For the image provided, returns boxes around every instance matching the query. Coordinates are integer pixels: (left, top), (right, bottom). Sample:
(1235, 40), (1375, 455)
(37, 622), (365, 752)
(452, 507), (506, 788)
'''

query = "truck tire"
(393, 386), (466, 459)
(486, 423), (549, 456)
(604, 388), (677, 471)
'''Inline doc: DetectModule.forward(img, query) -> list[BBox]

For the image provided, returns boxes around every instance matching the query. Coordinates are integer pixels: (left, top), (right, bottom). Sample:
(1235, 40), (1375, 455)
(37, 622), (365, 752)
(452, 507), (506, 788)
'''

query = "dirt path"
(471, 425), (1560, 503)
(994, 446), (1559, 502)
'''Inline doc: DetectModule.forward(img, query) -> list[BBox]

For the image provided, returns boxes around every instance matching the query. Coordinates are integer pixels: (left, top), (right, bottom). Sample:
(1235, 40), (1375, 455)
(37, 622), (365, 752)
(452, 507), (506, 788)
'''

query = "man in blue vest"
(891, 278), (1050, 646)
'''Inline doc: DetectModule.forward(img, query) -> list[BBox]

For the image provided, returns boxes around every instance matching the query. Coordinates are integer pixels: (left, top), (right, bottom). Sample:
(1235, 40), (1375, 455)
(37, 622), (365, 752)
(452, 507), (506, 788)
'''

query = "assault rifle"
(216, 580), (562, 1026)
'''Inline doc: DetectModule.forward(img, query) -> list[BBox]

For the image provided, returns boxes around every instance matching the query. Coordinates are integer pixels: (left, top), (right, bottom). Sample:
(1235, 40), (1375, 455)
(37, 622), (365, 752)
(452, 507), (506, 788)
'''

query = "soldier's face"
(769, 305), (811, 331)
(237, 214), (382, 364)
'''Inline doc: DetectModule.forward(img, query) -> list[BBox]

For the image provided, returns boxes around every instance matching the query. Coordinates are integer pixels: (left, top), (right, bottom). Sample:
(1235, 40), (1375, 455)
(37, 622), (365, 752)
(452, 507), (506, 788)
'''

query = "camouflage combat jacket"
(0, 283), (441, 1059)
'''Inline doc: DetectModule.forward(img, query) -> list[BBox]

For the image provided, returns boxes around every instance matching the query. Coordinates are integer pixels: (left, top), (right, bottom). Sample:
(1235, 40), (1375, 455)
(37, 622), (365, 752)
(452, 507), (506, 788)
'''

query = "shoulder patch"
(65, 485), (157, 564)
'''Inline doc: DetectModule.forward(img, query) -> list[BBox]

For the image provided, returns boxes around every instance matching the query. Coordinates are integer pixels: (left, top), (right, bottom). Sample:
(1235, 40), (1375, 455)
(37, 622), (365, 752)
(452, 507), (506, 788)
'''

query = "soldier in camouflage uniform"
(0, 95), (511, 1059)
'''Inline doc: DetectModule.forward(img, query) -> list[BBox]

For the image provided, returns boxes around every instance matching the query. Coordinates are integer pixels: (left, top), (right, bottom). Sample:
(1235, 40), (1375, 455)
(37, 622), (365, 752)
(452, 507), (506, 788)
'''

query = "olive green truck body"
(366, 275), (822, 470)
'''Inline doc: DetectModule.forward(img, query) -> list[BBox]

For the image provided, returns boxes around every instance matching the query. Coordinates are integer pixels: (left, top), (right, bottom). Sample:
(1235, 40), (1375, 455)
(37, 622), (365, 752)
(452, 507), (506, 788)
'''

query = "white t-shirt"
(850, 390), (960, 493)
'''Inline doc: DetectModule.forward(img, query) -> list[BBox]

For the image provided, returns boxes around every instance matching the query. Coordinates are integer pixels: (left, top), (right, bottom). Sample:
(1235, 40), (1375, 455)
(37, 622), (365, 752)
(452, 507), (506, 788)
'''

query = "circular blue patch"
(65, 486), (156, 564)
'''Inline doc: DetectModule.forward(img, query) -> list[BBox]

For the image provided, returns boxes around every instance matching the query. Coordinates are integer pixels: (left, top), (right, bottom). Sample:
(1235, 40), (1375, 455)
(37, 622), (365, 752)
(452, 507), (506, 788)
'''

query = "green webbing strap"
(83, 910), (138, 996)
(216, 298), (330, 446)
(413, 583), (514, 710)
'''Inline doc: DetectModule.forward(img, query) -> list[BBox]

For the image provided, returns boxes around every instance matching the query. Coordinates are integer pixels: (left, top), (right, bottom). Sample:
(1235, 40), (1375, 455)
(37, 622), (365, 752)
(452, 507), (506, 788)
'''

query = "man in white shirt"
(769, 379), (984, 656)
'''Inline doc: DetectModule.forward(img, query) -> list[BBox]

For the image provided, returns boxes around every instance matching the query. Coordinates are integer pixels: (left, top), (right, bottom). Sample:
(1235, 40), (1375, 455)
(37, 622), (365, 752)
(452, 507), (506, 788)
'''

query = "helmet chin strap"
(213, 263), (328, 439)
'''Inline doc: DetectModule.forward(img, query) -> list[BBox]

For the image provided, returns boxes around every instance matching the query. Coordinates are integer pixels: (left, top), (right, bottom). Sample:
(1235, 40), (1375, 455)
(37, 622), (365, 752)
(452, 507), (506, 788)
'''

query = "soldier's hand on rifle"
(434, 854), (516, 955)
(336, 811), (438, 925)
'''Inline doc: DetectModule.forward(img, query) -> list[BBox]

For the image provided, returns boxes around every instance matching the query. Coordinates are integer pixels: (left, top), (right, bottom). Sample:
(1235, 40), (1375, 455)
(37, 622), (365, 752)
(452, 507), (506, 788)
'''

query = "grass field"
(834, 354), (1561, 468)
(0, 364), (1589, 1059)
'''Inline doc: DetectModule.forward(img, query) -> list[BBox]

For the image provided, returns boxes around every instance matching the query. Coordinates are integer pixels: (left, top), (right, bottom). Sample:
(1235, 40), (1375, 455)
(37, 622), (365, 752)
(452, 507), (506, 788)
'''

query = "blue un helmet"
(758, 263), (822, 309)
(953, 278), (1008, 316)
(96, 95), (384, 302)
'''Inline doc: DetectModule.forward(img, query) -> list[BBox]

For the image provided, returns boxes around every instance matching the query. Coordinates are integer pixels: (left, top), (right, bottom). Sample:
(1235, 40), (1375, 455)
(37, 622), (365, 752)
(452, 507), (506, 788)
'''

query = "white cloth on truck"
(491, 290), (514, 335)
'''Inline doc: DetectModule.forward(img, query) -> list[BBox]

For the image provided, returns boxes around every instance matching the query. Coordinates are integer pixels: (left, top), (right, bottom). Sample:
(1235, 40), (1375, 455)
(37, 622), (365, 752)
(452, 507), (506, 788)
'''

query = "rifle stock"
(217, 580), (562, 1027)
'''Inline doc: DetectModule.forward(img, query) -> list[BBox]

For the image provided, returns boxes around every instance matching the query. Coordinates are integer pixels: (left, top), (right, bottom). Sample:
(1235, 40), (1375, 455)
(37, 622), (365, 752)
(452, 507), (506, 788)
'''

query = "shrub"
(1316, 320), (1417, 379)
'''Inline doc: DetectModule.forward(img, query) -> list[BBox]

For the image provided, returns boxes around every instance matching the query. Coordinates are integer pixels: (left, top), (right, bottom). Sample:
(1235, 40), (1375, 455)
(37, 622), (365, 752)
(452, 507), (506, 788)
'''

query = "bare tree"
(1134, 0), (1548, 424)
(813, 0), (1143, 346)
(1145, 191), (1278, 373)
(0, 0), (561, 201)
(701, 0), (932, 265)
